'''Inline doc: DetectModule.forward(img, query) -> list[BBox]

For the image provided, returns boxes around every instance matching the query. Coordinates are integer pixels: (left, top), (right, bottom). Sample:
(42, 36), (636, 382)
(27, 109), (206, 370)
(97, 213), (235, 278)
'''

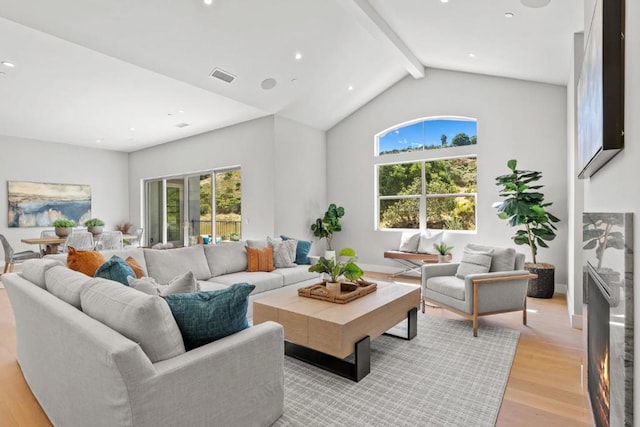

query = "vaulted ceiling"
(0, 0), (583, 152)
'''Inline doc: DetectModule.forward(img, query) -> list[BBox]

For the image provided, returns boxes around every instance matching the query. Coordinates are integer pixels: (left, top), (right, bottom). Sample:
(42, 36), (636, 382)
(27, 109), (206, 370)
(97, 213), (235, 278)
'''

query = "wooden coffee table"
(253, 282), (420, 381)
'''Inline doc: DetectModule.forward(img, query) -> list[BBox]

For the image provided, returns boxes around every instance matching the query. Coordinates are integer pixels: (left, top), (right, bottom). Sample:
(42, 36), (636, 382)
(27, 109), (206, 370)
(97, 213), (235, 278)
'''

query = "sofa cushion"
(94, 256), (136, 286)
(281, 235), (312, 265)
(21, 258), (64, 289)
(268, 237), (297, 268)
(466, 244), (517, 272)
(272, 266), (319, 286)
(128, 271), (200, 296)
(80, 278), (185, 363)
(246, 239), (268, 249)
(417, 230), (443, 254)
(100, 248), (148, 277)
(211, 271), (283, 295)
(203, 242), (247, 277)
(426, 276), (466, 301)
(67, 247), (106, 277)
(455, 248), (493, 279)
(45, 266), (93, 309)
(143, 246), (212, 285)
(199, 281), (230, 292)
(126, 256), (144, 279)
(246, 246), (275, 272)
(163, 283), (255, 350)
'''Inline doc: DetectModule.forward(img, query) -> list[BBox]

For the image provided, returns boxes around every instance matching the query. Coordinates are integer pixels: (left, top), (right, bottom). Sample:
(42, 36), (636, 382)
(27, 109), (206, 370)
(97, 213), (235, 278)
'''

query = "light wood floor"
(0, 272), (592, 426)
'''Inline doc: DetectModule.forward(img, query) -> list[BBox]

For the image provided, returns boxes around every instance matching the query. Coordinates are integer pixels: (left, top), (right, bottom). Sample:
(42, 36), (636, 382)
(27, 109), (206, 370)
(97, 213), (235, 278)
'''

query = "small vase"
(88, 226), (103, 236)
(437, 254), (449, 263)
(326, 282), (341, 293)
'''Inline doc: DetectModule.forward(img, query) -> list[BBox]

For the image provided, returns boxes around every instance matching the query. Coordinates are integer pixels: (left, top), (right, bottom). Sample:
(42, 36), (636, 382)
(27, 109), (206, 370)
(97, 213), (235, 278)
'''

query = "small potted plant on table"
(53, 219), (75, 238)
(308, 247), (364, 293)
(433, 242), (454, 263)
(84, 218), (105, 237)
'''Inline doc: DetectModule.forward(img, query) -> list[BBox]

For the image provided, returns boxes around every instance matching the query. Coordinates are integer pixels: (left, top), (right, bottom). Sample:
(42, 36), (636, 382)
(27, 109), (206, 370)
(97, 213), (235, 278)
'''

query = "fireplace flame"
(596, 344), (610, 426)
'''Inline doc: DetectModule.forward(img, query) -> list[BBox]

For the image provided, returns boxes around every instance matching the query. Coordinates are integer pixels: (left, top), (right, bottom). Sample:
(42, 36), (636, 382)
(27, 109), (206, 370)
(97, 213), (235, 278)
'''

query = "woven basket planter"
(525, 262), (555, 298)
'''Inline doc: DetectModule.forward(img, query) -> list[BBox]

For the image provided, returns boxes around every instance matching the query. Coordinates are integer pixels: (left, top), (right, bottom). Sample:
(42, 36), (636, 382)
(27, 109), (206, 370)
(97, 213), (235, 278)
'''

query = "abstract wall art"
(7, 181), (91, 227)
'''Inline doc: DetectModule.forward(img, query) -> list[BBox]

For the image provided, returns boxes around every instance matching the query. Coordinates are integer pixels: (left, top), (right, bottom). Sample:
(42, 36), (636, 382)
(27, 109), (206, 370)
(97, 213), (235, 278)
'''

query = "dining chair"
(1, 234), (41, 274)
(125, 227), (144, 248)
(62, 231), (94, 253)
(39, 230), (58, 255)
(95, 231), (123, 251)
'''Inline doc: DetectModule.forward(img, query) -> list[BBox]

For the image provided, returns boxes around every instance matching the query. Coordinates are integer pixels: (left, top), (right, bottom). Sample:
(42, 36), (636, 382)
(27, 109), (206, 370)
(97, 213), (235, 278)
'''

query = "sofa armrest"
(130, 321), (284, 427)
(464, 270), (535, 313)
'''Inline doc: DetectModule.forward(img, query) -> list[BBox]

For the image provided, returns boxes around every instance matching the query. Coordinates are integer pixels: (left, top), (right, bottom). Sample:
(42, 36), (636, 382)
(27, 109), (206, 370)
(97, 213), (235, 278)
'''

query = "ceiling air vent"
(175, 123), (190, 128)
(209, 67), (236, 83)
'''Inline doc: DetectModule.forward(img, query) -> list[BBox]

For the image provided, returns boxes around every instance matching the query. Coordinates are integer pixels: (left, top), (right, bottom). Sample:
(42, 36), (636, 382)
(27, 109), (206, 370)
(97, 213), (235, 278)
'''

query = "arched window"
(375, 117), (477, 231)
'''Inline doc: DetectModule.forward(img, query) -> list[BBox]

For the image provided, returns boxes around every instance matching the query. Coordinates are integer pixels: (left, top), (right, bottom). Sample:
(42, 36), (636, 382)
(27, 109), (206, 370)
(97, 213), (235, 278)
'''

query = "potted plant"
(495, 159), (560, 298)
(308, 247), (364, 293)
(52, 219), (75, 238)
(311, 203), (345, 259)
(84, 218), (105, 236)
(433, 242), (454, 263)
(230, 232), (240, 242)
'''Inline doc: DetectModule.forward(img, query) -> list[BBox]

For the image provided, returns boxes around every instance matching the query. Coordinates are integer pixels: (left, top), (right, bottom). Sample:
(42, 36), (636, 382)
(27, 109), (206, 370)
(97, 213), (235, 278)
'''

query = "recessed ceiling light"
(130, 127), (136, 131)
(1, 61), (15, 68)
(261, 78), (277, 90)
(348, 85), (354, 91)
(178, 109), (185, 113)
(468, 53), (476, 58)
(294, 52), (302, 61)
(520, 0), (551, 8)
(203, 0), (213, 5)
(440, 0), (449, 3)
(95, 138), (103, 143)
(505, 12), (514, 18)
(291, 78), (298, 84)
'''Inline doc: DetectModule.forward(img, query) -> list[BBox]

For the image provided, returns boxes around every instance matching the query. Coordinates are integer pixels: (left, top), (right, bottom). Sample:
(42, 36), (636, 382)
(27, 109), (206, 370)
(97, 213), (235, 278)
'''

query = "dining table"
(21, 237), (66, 255)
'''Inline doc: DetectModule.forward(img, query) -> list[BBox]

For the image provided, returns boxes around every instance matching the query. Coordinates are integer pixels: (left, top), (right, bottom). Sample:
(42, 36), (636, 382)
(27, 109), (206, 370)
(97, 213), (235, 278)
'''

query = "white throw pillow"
(268, 236), (297, 268)
(417, 230), (444, 254)
(398, 231), (421, 252)
(455, 248), (493, 279)
(128, 271), (199, 296)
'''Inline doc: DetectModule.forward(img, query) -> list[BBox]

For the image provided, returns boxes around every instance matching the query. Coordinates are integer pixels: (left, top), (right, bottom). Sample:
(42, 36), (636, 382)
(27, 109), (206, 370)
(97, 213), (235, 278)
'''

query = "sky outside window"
(378, 119), (477, 155)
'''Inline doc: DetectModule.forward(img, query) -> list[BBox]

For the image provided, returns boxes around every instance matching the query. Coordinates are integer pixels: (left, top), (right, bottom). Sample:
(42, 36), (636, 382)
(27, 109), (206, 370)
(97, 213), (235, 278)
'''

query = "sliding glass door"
(144, 168), (241, 246)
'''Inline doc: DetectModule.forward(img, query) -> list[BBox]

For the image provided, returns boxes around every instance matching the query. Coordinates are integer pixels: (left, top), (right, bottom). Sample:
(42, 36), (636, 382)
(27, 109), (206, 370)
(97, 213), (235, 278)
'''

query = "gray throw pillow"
(455, 248), (493, 279)
(466, 244), (516, 272)
(268, 236), (297, 268)
(128, 271), (200, 296)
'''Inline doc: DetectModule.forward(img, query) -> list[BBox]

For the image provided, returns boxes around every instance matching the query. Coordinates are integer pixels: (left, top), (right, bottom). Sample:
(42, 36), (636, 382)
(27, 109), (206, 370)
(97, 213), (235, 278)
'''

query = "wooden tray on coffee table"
(298, 278), (377, 304)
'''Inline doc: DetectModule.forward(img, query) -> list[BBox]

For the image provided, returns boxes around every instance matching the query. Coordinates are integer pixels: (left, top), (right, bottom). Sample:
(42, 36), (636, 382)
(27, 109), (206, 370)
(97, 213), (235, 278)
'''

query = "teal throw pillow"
(163, 283), (255, 350)
(94, 255), (136, 286)
(281, 235), (312, 265)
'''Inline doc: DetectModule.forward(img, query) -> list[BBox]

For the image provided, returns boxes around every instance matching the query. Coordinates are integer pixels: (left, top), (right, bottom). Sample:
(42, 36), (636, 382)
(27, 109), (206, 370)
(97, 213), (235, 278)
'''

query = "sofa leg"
(421, 297), (425, 313)
(523, 297), (527, 326)
(473, 315), (478, 337)
(3, 263), (9, 274)
(473, 282), (479, 337)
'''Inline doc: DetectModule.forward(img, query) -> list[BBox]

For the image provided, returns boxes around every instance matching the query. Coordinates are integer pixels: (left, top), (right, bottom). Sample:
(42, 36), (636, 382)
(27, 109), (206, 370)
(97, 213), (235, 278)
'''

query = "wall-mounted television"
(577, 0), (625, 179)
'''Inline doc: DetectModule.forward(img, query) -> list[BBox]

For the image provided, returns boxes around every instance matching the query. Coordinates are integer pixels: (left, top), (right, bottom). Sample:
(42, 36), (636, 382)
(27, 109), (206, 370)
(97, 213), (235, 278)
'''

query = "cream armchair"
(421, 244), (536, 336)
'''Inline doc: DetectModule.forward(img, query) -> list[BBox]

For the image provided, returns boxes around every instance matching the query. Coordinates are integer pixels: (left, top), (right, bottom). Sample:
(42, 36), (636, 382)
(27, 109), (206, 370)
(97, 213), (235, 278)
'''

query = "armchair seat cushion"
(426, 276), (465, 301)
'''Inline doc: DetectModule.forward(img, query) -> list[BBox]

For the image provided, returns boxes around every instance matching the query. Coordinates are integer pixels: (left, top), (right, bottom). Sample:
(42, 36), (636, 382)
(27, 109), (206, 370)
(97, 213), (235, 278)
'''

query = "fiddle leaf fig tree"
(495, 159), (560, 264)
(311, 203), (345, 251)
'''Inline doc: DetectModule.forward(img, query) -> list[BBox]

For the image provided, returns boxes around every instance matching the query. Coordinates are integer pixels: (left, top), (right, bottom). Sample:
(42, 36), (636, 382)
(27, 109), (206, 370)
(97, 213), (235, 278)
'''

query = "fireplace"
(583, 213), (633, 427)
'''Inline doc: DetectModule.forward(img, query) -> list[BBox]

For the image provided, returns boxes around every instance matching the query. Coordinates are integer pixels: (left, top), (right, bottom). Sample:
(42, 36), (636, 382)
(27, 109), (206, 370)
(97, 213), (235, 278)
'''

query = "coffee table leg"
(384, 307), (418, 340)
(285, 336), (371, 382)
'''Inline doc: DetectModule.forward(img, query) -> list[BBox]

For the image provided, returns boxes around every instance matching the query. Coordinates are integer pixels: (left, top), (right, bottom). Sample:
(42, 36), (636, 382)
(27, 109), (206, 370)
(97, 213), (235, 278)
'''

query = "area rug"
(274, 315), (519, 427)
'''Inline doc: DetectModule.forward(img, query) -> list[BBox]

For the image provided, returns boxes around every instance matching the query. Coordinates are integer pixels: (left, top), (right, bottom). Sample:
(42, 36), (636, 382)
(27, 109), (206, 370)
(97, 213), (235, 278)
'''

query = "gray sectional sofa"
(3, 241), (321, 427)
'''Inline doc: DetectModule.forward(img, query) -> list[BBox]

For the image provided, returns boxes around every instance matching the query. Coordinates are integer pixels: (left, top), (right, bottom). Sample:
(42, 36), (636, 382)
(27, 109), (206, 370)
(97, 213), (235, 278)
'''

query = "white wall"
(273, 116), (326, 250)
(0, 135), (129, 262)
(128, 115), (327, 246)
(567, 32), (585, 326)
(581, 0), (640, 418)
(327, 68), (569, 286)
